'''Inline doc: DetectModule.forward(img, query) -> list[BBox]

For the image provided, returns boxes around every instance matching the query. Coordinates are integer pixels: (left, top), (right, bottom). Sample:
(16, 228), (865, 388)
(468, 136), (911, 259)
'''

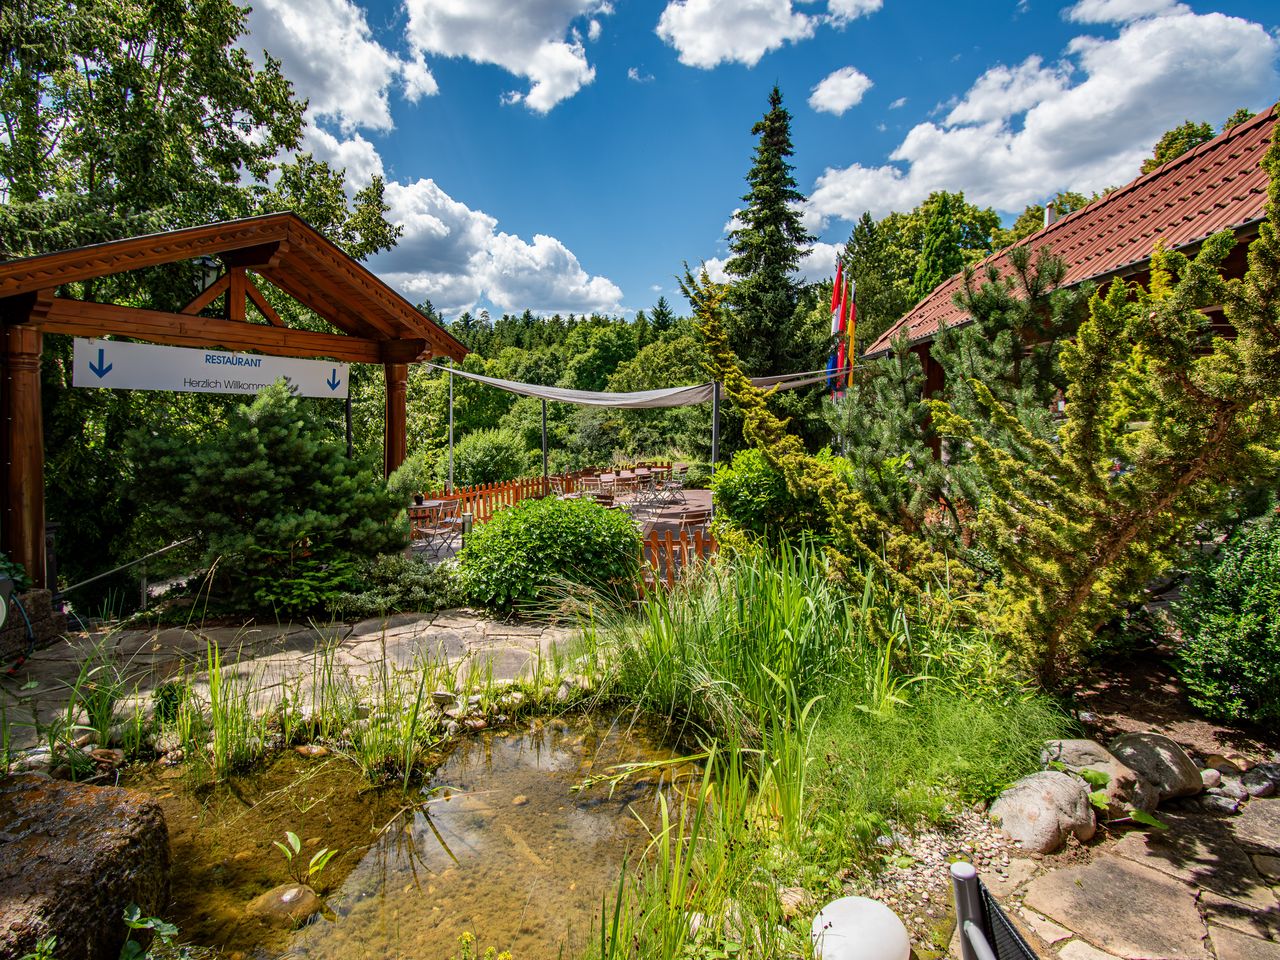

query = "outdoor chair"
(411, 499), (463, 558)
(678, 507), (710, 532)
(660, 465), (689, 505)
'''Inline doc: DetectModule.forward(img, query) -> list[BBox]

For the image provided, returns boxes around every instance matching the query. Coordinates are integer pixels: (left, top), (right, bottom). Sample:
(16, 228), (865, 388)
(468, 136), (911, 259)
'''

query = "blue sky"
(241, 0), (1279, 318)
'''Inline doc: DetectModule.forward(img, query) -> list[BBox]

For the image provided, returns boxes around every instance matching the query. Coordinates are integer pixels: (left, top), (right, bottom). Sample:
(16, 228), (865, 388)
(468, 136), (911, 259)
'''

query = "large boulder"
(1042, 738), (1157, 817)
(0, 773), (170, 960)
(1108, 732), (1202, 804)
(990, 771), (1097, 854)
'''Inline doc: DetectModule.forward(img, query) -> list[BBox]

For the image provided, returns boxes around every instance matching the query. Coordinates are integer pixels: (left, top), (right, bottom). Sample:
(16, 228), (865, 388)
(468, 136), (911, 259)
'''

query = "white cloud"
(827, 0), (883, 26)
(945, 56), (1070, 125)
(245, 0), (433, 133)
(300, 123), (385, 185)
(373, 179), (623, 315)
(1065, 0), (1187, 23)
(888, 96), (907, 109)
(805, 10), (1279, 226)
(700, 257), (731, 284)
(403, 0), (612, 112)
(588, 19), (602, 40)
(656, 0), (815, 68)
(628, 66), (655, 82)
(796, 241), (844, 283)
(809, 66), (873, 115)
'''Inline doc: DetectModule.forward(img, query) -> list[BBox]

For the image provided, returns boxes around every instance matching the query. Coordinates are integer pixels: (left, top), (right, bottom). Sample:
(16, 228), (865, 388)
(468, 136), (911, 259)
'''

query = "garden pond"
(128, 712), (695, 959)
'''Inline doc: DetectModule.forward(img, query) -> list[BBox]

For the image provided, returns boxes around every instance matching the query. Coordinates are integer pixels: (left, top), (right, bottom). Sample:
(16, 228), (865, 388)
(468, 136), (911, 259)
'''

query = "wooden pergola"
(0, 212), (467, 588)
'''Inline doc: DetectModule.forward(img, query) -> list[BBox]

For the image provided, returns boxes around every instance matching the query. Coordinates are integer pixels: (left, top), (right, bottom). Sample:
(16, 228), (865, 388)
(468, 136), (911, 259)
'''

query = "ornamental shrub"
(456, 496), (642, 612)
(711, 447), (853, 542)
(328, 553), (464, 619)
(441, 428), (532, 487)
(1175, 505), (1280, 725)
(127, 381), (407, 616)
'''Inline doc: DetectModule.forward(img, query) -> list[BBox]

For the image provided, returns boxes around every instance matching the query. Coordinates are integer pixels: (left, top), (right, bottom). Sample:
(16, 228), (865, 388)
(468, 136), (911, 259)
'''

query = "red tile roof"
(864, 104), (1277, 358)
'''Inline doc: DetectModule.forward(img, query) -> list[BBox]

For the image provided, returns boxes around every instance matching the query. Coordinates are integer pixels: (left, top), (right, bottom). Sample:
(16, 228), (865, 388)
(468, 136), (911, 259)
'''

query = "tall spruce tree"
(910, 192), (964, 303)
(723, 85), (815, 376)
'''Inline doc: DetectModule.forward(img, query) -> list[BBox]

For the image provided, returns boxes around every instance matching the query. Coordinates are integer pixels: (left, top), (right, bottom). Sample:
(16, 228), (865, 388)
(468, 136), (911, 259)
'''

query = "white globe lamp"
(811, 896), (911, 960)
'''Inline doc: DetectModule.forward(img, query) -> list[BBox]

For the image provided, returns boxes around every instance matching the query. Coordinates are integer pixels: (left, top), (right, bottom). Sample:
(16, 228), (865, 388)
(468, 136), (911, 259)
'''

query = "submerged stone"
(245, 883), (323, 928)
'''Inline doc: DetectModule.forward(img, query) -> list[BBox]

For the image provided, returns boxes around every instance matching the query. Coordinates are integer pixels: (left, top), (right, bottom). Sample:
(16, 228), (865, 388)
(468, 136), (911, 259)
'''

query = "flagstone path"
(957, 801), (1280, 960)
(0, 610), (576, 752)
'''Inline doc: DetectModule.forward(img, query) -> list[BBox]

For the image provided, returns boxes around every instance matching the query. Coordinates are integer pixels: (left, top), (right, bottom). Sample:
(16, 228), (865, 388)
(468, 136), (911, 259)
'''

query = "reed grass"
(577, 543), (1070, 960)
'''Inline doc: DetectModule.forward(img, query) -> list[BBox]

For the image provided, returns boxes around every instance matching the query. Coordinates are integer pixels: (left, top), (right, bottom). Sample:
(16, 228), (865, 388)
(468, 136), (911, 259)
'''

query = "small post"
(447, 369), (455, 495)
(950, 862), (983, 960)
(711, 380), (720, 470)
(139, 562), (147, 612)
(541, 397), (549, 491)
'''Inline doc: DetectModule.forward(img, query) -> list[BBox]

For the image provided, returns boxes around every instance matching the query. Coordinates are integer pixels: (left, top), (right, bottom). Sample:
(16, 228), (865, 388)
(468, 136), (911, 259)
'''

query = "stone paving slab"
(1207, 922), (1280, 960)
(1024, 856), (1210, 960)
(1230, 797), (1280, 855)
(1110, 815), (1276, 910)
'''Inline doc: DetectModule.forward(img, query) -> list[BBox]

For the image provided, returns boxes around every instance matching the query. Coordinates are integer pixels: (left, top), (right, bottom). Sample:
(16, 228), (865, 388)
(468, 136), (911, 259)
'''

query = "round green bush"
(711, 448), (850, 542)
(1175, 505), (1280, 725)
(456, 497), (642, 612)
(443, 428), (533, 487)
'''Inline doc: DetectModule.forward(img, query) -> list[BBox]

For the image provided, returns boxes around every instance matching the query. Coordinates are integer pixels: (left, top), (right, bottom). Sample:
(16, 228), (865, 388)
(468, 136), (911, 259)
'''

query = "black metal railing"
(951, 862), (1040, 960)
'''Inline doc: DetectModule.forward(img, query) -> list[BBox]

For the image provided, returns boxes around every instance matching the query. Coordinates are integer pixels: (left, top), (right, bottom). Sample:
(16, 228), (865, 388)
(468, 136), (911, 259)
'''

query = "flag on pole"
(827, 259), (845, 392)
(845, 278), (857, 389)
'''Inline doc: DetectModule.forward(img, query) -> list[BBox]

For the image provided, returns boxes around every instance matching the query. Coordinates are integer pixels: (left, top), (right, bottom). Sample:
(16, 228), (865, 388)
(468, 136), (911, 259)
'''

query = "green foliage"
(683, 461), (714, 489)
(825, 334), (947, 531)
(386, 448), (442, 503)
(1176, 505), (1280, 724)
(711, 448), (850, 542)
(0, 0), (304, 255)
(457, 497), (642, 612)
(1223, 108), (1256, 131)
(127, 382), (406, 616)
(0, 551), (32, 592)
(327, 553), (464, 619)
(928, 131), (1280, 684)
(910, 192), (965, 302)
(120, 903), (178, 960)
(272, 831), (337, 887)
(446, 428), (533, 487)
(842, 191), (999, 352)
(1142, 120), (1214, 173)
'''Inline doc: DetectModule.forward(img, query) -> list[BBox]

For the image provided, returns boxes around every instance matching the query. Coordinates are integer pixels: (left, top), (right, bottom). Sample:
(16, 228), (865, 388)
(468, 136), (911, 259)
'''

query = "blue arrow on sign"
(326, 368), (342, 391)
(88, 347), (113, 379)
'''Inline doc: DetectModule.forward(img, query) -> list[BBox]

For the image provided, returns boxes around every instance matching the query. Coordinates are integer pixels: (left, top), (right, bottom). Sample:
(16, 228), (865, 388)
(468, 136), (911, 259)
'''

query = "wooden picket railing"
(641, 528), (718, 590)
(421, 476), (551, 524)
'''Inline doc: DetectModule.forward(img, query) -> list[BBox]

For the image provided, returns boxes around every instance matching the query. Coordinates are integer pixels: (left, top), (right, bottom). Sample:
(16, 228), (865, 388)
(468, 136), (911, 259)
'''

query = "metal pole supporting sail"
(447, 369), (455, 494)
(541, 397), (549, 490)
(711, 380), (720, 470)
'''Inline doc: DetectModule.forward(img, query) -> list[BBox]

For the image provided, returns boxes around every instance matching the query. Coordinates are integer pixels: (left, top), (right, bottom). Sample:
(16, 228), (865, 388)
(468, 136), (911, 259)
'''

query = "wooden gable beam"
(244, 277), (284, 327)
(0, 219), (291, 298)
(219, 241), (287, 270)
(32, 297), (385, 364)
(179, 273), (231, 315)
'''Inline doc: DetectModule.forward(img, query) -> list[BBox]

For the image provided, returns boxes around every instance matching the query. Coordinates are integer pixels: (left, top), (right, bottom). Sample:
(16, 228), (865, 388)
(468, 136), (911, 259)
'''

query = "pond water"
(132, 713), (693, 959)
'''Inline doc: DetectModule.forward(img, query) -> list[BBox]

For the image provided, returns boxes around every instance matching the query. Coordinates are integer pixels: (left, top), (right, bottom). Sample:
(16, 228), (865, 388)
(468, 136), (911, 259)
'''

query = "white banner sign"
(72, 338), (349, 399)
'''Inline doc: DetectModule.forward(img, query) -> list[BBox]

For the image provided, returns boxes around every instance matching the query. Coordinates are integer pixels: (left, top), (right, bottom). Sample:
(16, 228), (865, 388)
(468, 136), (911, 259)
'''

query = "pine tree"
(650, 295), (677, 334)
(825, 332), (947, 530)
(723, 85), (815, 376)
(910, 192), (965, 303)
(930, 131), (1280, 685)
(128, 382), (406, 614)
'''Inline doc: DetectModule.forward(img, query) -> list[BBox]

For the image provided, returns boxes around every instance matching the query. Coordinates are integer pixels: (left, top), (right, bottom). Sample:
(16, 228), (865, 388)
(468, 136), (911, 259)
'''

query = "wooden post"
(3, 325), (46, 587)
(383, 361), (408, 478)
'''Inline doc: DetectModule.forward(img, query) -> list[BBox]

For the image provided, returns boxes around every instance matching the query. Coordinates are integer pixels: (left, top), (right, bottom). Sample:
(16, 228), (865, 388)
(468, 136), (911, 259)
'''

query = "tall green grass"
(578, 544), (1070, 959)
